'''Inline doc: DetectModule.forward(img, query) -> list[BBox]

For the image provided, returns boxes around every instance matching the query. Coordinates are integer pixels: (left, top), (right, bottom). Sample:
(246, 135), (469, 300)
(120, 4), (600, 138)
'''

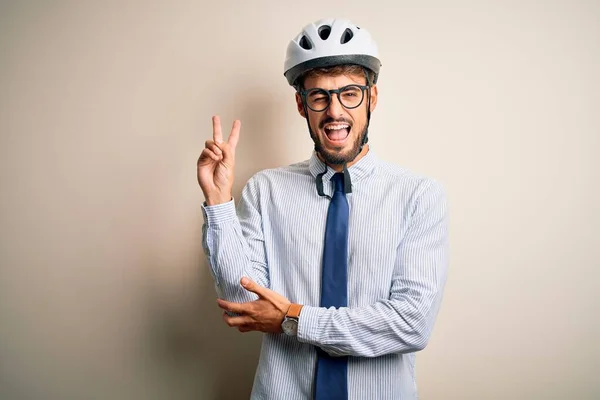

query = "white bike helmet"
(283, 18), (382, 87)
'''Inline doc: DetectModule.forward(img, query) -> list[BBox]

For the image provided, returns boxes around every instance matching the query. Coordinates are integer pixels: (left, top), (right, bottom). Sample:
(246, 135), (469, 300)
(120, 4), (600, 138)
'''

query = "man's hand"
(197, 116), (241, 206)
(217, 277), (292, 333)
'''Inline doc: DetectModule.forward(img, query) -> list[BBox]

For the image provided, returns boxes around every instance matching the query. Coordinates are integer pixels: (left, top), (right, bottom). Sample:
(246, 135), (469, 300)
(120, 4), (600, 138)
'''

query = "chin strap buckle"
(315, 164), (353, 198)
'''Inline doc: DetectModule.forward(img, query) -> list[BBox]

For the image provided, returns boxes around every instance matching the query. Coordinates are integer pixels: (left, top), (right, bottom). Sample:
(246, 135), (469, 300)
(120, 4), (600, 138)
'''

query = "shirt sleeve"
(201, 177), (269, 303)
(296, 180), (449, 358)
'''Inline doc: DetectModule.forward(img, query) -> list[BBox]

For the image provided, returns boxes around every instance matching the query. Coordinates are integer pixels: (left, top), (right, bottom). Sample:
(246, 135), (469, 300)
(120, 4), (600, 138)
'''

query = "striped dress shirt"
(201, 149), (449, 400)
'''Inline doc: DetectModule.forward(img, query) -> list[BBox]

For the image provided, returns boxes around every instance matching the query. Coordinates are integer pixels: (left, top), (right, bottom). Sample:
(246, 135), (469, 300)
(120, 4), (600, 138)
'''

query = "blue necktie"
(314, 173), (349, 400)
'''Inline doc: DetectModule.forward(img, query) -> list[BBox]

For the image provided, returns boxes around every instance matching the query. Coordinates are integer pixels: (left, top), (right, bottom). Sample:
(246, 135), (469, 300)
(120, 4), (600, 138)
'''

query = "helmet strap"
(359, 67), (372, 152)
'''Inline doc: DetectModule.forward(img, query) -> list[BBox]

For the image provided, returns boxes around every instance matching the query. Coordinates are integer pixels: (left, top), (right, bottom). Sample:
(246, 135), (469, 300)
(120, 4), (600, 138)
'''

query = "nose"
(326, 93), (344, 118)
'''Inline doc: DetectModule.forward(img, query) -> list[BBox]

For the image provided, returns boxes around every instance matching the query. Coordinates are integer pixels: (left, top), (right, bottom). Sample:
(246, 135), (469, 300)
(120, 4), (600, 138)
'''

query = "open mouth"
(324, 124), (351, 142)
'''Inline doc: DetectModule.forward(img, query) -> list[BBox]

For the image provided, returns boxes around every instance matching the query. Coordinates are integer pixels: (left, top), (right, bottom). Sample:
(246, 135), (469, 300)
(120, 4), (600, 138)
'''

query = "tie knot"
(331, 173), (345, 193)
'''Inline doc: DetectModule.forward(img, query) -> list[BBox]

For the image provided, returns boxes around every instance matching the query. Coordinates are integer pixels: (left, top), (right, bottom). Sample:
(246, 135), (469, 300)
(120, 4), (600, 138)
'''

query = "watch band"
(286, 303), (302, 319)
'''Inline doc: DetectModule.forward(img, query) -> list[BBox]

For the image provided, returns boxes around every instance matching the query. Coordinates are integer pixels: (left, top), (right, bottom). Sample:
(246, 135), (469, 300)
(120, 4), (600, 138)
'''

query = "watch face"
(282, 318), (298, 336)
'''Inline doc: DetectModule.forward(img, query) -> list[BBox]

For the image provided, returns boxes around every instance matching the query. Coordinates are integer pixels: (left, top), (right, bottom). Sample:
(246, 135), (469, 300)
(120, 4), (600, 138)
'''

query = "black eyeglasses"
(300, 84), (369, 112)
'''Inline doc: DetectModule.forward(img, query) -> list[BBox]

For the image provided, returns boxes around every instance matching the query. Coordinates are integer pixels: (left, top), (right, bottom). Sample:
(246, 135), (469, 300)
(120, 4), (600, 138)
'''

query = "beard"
(311, 123), (368, 166)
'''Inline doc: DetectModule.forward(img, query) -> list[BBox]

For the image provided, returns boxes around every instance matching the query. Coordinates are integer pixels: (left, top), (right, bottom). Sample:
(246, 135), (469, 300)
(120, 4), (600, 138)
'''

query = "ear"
(295, 92), (306, 118)
(369, 85), (378, 113)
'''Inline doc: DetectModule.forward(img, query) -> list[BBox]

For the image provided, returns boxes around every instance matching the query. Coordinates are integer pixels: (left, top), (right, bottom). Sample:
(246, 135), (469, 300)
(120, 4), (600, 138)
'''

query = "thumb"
(241, 277), (266, 298)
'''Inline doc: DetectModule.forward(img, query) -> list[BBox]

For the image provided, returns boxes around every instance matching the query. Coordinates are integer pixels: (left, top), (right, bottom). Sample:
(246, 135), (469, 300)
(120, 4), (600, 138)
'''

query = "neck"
(317, 144), (370, 172)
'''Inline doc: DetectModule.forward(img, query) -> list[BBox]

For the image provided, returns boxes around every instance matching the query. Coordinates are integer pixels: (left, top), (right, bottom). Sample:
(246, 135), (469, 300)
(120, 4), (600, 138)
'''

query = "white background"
(1, 1), (598, 398)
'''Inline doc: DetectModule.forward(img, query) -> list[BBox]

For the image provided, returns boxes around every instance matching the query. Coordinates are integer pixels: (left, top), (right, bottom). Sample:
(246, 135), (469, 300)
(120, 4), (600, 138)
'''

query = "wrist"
(287, 303), (303, 317)
(205, 194), (232, 206)
(281, 303), (303, 337)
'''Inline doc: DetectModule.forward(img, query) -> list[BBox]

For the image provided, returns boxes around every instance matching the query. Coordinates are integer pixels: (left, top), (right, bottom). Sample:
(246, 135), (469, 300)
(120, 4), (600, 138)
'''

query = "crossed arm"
(203, 178), (448, 358)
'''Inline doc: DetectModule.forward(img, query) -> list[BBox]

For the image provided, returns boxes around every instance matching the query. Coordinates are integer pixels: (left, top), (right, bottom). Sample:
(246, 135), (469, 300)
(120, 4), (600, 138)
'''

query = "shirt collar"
(308, 149), (378, 193)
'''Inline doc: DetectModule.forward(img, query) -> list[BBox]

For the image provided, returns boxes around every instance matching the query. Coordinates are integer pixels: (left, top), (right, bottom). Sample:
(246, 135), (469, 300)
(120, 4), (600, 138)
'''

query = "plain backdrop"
(1, 1), (598, 399)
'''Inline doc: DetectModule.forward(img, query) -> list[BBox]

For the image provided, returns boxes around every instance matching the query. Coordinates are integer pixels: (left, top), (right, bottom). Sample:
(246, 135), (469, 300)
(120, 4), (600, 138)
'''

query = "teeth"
(325, 124), (349, 130)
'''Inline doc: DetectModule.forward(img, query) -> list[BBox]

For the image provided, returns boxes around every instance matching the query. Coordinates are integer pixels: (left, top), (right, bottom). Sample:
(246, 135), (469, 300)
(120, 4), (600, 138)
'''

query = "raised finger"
(228, 119), (241, 149)
(212, 115), (223, 144)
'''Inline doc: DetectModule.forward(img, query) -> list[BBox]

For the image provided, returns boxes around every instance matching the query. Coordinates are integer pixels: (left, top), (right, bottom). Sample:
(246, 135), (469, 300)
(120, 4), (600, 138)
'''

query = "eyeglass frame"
(299, 84), (371, 112)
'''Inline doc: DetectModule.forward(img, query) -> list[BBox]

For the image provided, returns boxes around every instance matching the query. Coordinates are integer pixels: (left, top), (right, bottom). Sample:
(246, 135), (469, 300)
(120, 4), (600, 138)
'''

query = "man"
(197, 18), (448, 400)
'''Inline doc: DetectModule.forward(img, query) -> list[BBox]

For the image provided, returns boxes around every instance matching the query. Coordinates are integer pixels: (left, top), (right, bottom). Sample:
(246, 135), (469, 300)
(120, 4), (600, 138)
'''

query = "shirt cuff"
(202, 198), (236, 226)
(297, 305), (325, 345)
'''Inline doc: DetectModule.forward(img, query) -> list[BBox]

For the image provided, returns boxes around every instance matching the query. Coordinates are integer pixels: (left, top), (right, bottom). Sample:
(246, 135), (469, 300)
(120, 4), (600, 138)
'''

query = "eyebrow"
(307, 89), (327, 97)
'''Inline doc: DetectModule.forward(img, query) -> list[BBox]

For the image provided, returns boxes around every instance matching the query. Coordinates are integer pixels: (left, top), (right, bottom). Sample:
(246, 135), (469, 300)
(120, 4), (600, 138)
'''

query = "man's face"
(295, 72), (378, 166)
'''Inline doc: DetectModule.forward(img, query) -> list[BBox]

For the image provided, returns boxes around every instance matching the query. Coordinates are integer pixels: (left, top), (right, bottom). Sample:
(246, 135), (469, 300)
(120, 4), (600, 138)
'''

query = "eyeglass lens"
(305, 85), (365, 111)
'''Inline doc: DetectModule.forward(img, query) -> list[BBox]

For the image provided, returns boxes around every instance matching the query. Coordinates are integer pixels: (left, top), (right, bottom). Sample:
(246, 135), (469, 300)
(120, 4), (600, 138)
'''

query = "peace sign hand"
(197, 116), (241, 206)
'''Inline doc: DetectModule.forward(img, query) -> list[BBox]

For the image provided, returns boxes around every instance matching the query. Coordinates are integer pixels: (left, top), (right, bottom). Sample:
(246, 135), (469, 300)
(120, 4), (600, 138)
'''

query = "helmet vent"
(299, 35), (312, 50)
(318, 25), (331, 40)
(341, 28), (354, 44)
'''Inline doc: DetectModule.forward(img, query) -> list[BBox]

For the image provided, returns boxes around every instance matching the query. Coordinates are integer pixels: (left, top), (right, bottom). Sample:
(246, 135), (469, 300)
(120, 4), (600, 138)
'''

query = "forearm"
(202, 199), (268, 303)
(298, 179), (449, 358)
(297, 289), (444, 358)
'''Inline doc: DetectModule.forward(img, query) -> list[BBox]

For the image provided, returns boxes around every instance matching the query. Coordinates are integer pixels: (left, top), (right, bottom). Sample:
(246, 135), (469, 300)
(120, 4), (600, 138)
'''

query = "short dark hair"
(296, 64), (375, 90)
